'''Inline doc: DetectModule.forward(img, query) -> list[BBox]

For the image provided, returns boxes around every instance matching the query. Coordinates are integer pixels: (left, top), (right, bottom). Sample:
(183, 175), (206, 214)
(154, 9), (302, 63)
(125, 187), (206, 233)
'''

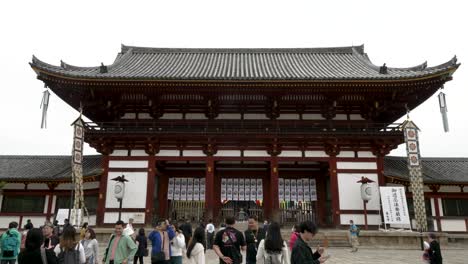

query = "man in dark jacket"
(291, 221), (328, 264)
(179, 219), (192, 248)
(428, 233), (443, 264)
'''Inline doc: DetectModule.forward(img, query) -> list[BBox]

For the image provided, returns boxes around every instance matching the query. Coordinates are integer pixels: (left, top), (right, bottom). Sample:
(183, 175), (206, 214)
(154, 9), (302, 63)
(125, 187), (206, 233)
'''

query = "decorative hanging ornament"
(40, 89), (50, 128)
(438, 92), (449, 132)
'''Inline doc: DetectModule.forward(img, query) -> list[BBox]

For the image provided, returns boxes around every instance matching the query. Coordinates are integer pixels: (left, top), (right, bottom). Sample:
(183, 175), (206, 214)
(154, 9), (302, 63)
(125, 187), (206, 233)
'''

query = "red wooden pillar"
(205, 157), (215, 220)
(96, 155), (109, 226)
(328, 155), (341, 227)
(270, 157), (280, 221)
(376, 155), (386, 186)
(213, 172), (222, 222)
(146, 155), (156, 225)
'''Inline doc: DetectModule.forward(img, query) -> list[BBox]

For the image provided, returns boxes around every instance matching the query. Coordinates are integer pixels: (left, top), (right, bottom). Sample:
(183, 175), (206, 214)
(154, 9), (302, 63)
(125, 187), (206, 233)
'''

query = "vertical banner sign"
(297, 179), (304, 202)
(180, 178), (187, 201)
(193, 178), (200, 201)
(256, 178), (263, 201)
(227, 178), (233, 201)
(239, 178), (245, 201)
(187, 178), (193, 201)
(168, 178), (175, 200)
(291, 179), (298, 202)
(403, 120), (428, 231)
(199, 178), (206, 201)
(221, 178), (227, 201)
(285, 179), (291, 201)
(379, 187), (411, 225)
(310, 179), (317, 201)
(245, 179), (251, 201)
(251, 179), (257, 201)
(303, 178), (311, 201)
(71, 118), (87, 226)
(233, 178), (239, 201)
(278, 178), (285, 201)
(174, 178), (181, 200)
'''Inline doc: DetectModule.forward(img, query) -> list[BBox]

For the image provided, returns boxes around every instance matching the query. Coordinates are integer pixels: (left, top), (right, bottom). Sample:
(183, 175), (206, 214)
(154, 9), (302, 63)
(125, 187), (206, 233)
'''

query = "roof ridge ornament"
(100, 63), (108, 73)
(379, 63), (388, 74)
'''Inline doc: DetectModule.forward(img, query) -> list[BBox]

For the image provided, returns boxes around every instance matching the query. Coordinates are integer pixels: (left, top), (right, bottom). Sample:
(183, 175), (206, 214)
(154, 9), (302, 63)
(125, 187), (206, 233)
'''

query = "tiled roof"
(384, 156), (468, 184)
(30, 45), (460, 81)
(0, 155), (102, 182)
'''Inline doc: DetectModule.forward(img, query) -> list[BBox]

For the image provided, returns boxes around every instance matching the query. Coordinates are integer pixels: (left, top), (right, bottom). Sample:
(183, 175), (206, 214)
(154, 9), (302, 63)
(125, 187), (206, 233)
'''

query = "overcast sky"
(1, 0), (467, 157)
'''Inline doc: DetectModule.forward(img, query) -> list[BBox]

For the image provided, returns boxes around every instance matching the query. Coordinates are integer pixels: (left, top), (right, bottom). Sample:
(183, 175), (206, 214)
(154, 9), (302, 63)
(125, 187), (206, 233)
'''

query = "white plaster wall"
(338, 173), (380, 210)
(161, 113), (183, 119)
(0, 216), (20, 227)
(340, 214), (381, 225)
(138, 113), (153, 119)
(157, 150), (180, 157)
(51, 196), (57, 215)
(56, 183), (74, 190)
(131, 150), (149, 157)
(214, 150), (241, 157)
(302, 114), (325, 120)
(357, 152), (376, 158)
(108, 160), (148, 168)
(349, 114), (365, 120)
(183, 150), (205, 157)
(441, 219), (467, 232)
(216, 114), (241, 119)
(336, 162), (377, 170)
(83, 182), (100, 190)
(185, 113), (207, 119)
(121, 113), (137, 119)
(105, 172), (148, 209)
(104, 212), (145, 224)
(433, 220), (438, 231)
(438, 186), (462, 193)
(277, 114), (300, 120)
(110, 150), (129, 157)
(23, 216), (47, 227)
(3, 183), (24, 190)
(244, 114), (268, 120)
(278, 151), (302, 157)
(430, 198), (436, 217)
(304, 151), (328, 158)
(438, 198), (443, 216)
(333, 114), (348, 120)
(43, 196), (49, 214)
(337, 151), (355, 158)
(26, 184), (49, 190)
(244, 150), (269, 157)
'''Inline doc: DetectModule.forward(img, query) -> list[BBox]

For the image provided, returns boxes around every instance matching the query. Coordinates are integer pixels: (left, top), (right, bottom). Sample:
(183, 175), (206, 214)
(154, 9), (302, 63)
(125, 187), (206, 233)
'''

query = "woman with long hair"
(186, 227), (205, 264)
(134, 228), (148, 264)
(170, 224), (185, 264)
(80, 222), (88, 240)
(81, 228), (99, 264)
(256, 222), (290, 264)
(18, 228), (57, 264)
(54, 225), (86, 263)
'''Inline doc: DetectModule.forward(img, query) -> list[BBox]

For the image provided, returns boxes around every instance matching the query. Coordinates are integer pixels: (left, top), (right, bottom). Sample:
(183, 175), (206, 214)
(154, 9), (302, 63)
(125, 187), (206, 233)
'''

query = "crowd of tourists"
(0, 216), (444, 264)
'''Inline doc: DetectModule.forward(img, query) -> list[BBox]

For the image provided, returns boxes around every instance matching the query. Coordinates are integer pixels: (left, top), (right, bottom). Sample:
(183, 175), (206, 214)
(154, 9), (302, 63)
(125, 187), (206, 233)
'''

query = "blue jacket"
(148, 227), (175, 256)
(0, 228), (21, 260)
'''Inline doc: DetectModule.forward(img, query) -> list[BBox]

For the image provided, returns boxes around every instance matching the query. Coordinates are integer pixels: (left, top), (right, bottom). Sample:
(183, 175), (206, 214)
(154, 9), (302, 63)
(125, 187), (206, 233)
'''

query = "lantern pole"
(357, 176), (375, 230)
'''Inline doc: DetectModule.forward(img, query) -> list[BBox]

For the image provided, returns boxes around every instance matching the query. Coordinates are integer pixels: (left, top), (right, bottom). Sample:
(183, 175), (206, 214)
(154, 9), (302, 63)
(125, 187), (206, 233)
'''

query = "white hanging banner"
(278, 178), (285, 201)
(227, 178), (233, 201)
(380, 186), (411, 225)
(297, 179), (304, 202)
(174, 178), (181, 200)
(303, 178), (311, 201)
(180, 178), (187, 201)
(291, 179), (298, 202)
(256, 178), (263, 201)
(239, 178), (245, 201)
(199, 178), (206, 201)
(251, 179), (257, 201)
(193, 178), (200, 201)
(310, 179), (317, 201)
(168, 178), (175, 200)
(187, 178), (193, 201)
(221, 178), (227, 201)
(285, 179), (291, 201)
(245, 179), (251, 201)
(233, 178), (239, 201)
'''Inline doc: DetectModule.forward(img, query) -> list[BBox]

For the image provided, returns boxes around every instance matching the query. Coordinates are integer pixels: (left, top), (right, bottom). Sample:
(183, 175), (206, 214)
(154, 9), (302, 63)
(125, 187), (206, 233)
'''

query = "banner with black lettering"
(310, 179), (317, 201)
(256, 179), (263, 201)
(168, 178), (175, 200)
(199, 178), (206, 201)
(245, 179), (251, 201)
(380, 186), (411, 225)
(239, 178), (245, 201)
(227, 178), (233, 201)
(174, 178), (181, 200)
(193, 178), (200, 201)
(285, 179), (291, 201)
(221, 178), (227, 201)
(291, 179), (298, 201)
(278, 178), (285, 201)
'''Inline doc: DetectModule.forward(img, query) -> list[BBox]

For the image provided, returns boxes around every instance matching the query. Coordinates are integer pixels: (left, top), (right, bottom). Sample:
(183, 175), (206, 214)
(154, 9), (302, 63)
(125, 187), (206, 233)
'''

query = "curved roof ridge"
(60, 60), (99, 70)
(386, 61), (427, 71)
(425, 56), (460, 71)
(30, 55), (62, 70)
(120, 44), (361, 54)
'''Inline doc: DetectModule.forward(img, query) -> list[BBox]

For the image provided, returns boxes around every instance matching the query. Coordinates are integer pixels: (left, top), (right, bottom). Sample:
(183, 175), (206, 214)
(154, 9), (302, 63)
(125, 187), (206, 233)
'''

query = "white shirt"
(123, 224), (134, 236)
(206, 223), (215, 233)
(170, 233), (186, 257)
(188, 242), (205, 264)
(54, 243), (86, 264)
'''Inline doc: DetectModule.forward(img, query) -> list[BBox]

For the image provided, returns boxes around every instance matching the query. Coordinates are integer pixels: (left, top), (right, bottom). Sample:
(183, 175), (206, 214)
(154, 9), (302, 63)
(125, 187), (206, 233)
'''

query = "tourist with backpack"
(53, 225), (85, 264)
(103, 220), (137, 264)
(18, 228), (58, 264)
(348, 220), (359, 253)
(256, 222), (290, 264)
(0, 221), (21, 264)
(213, 216), (246, 264)
(80, 228), (99, 264)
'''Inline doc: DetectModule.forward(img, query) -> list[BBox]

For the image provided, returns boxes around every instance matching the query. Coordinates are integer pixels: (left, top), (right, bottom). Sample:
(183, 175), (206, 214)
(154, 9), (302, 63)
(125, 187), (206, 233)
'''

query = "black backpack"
(57, 243), (80, 264)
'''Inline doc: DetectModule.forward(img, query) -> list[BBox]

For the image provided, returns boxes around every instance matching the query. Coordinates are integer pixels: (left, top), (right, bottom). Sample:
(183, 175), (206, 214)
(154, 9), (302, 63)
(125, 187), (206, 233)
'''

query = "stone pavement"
(99, 246), (468, 264)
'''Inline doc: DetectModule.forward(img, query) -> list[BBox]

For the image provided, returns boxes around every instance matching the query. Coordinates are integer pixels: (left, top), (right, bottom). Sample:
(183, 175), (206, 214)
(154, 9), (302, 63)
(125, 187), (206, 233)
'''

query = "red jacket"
(289, 231), (299, 250)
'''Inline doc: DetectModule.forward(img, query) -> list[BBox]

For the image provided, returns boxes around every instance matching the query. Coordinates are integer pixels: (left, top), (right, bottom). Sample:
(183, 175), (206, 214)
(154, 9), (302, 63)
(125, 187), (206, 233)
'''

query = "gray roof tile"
(30, 45), (459, 81)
